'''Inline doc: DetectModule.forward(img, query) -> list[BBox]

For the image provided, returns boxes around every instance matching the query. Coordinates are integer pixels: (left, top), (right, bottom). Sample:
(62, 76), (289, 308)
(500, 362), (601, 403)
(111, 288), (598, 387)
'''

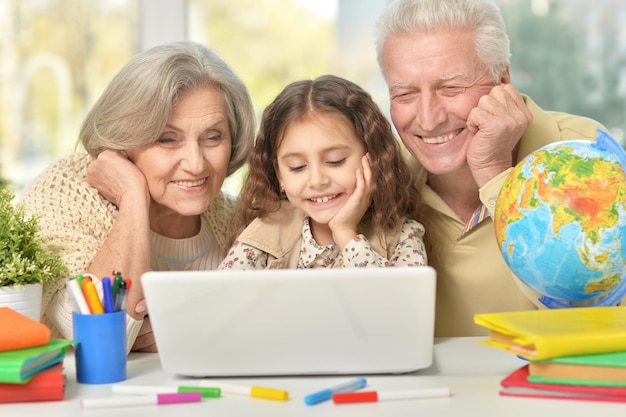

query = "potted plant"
(0, 187), (67, 321)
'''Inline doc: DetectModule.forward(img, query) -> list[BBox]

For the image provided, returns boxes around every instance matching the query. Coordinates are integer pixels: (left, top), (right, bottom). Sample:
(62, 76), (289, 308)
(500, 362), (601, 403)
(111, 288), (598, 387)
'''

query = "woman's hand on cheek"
(329, 153), (374, 249)
(87, 149), (149, 208)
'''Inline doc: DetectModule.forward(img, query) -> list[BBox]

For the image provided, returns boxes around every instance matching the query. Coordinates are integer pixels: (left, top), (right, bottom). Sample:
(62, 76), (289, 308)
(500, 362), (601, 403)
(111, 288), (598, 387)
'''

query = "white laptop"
(141, 267), (436, 377)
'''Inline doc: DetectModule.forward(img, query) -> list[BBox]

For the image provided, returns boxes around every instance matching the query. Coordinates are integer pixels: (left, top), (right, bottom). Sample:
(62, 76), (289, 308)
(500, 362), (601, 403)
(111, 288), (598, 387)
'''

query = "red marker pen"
(333, 387), (450, 404)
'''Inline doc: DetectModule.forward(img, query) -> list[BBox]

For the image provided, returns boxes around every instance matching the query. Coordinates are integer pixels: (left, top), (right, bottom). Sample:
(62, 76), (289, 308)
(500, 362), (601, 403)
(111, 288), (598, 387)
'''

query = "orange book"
(0, 307), (50, 352)
(529, 351), (626, 385)
(0, 363), (65, 403)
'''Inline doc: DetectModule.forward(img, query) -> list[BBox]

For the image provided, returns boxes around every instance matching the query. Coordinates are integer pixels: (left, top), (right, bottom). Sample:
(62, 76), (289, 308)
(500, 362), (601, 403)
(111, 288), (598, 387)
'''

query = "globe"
(494, 130), (626, 307)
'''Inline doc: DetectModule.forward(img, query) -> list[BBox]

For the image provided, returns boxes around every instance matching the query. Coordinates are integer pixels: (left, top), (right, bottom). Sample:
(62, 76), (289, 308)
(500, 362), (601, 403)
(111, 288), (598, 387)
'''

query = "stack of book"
(0, 307), (73, 403)
(474, 306), (626, 403)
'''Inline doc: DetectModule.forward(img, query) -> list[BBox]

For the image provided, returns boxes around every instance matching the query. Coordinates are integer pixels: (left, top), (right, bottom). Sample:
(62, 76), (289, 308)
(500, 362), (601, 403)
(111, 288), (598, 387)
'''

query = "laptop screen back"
(142, 267), (436, 376)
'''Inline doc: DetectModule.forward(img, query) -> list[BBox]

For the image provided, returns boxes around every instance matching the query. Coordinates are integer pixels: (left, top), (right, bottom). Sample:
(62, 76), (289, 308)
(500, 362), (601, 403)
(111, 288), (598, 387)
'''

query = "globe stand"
(596, 129), (626, 170)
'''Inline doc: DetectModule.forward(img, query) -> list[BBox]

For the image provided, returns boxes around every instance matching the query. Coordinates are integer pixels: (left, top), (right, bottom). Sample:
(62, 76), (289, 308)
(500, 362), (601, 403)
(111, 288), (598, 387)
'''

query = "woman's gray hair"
(375, 0), (510, 83)
(80, 41), (255, 176)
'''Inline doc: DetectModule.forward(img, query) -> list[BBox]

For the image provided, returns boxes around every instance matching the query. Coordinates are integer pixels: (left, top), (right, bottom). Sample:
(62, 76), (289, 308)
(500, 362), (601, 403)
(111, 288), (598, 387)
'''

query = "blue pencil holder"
(72, 310), (127, 384)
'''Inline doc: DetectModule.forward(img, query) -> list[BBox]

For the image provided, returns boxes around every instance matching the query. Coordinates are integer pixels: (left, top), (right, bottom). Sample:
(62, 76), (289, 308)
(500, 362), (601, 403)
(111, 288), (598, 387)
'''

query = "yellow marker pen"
(250, 386), (289, 401)
(83, 280), (104, 314)
(199, 381), (289, 401)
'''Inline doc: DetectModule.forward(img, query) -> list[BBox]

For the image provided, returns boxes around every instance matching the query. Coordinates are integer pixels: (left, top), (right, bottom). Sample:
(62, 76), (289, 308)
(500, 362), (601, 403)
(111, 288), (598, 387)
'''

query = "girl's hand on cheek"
(329, 153), (374, 249)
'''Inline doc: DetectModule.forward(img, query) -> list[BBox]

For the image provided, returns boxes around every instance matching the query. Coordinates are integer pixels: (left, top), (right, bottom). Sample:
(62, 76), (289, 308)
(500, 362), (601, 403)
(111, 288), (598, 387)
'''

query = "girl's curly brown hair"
(231, 74), (425, 250)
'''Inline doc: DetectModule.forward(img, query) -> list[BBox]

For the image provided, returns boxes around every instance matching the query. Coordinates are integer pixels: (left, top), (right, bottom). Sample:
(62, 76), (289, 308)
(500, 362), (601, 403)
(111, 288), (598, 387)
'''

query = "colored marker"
(66, 278), (91, 314)
(83, 280), (104, 314)
(75, 274), (84, 289)
(305, 378), (367, 405)
(333, 387), (451, 404)
(112, 384), (220, 398)
(114, 281), (128, 312)
(198, 381), (289, 401)
(112, 274), (123, 303)
(102, 277), (115, 313)
(80, 276), (92, 294)
(81, 392), (202, 409)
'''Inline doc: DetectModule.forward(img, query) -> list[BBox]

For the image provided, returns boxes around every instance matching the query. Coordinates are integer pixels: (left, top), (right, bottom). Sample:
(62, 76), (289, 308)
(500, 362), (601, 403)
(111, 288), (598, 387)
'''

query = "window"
(2, 0), (624, 194)
(0, 0), (139, 190)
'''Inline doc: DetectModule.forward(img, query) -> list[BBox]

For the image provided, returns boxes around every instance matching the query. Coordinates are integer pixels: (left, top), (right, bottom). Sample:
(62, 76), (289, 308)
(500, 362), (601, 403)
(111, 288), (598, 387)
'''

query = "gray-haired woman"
(21, 41), (255, 352)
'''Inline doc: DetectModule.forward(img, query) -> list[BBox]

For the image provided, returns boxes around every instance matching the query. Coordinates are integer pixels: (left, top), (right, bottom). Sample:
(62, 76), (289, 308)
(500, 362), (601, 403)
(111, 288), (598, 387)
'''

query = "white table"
(4, 337), (625, 416)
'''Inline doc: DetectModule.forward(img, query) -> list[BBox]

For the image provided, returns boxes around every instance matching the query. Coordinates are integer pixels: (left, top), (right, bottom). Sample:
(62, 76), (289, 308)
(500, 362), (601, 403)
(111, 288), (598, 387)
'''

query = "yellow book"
(473, 306), (626, 360)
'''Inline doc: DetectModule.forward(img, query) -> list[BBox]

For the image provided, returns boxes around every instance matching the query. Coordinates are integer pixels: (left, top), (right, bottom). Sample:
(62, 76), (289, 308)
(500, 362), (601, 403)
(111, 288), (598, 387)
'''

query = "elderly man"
(375, 0), (606, 336)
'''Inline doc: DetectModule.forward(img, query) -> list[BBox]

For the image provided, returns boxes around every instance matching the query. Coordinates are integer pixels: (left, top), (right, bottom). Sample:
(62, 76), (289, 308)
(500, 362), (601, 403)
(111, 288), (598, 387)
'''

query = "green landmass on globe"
(495, 135), (626, 304)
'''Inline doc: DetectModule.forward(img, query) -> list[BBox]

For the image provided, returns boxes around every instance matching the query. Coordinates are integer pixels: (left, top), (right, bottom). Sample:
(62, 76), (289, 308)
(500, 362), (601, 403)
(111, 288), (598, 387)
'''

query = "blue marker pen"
(102, 277), (115, 313)
(304, 378), (367, 405)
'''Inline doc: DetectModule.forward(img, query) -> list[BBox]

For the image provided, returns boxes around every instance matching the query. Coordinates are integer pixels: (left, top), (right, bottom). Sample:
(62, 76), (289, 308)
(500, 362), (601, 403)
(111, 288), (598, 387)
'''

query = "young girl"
(220, 75), (427, 269)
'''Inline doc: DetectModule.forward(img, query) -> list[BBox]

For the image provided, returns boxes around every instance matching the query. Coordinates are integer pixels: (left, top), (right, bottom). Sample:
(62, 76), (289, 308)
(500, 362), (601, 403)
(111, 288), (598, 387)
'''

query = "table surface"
(4, 337), (625, 416)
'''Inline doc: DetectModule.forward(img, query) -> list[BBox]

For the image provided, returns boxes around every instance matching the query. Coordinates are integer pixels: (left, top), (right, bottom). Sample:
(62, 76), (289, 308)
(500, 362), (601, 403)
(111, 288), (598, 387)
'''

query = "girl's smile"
(308, 193), (340, 204)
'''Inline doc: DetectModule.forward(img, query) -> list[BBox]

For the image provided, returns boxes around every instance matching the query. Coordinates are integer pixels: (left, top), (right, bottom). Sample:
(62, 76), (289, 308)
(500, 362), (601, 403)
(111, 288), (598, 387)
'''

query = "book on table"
(501, 364), (626, 402)
(473, 306), (626, 360)
(0, 363), (65, 403)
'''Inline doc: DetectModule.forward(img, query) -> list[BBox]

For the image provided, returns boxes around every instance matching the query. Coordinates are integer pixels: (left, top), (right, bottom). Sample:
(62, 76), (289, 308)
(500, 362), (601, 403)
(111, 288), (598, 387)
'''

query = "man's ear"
(500, 66), (511, 84)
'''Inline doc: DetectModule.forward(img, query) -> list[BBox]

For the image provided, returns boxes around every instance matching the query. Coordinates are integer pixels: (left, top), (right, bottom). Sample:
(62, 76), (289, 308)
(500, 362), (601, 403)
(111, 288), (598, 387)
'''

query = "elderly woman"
(21, 41), (255, 352)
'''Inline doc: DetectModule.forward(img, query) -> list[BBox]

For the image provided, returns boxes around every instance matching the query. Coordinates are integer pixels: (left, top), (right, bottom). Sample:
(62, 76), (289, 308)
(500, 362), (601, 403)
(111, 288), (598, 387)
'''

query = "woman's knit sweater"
(21, 152), (236, 350)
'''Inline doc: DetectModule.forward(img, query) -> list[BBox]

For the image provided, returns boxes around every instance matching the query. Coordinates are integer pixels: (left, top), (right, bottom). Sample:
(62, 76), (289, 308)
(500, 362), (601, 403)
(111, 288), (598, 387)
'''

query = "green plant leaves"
(0, 189), (67, 286)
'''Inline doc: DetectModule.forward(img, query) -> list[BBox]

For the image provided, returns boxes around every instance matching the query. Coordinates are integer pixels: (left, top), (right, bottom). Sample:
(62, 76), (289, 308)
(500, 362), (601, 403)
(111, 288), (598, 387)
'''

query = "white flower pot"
(0, 283), (43, 322)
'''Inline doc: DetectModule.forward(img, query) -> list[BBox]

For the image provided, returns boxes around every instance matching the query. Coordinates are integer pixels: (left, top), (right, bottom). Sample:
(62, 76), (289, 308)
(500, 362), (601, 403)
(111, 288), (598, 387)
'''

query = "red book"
(500, 364), (626, 403)
(0, 363), (65, 403)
